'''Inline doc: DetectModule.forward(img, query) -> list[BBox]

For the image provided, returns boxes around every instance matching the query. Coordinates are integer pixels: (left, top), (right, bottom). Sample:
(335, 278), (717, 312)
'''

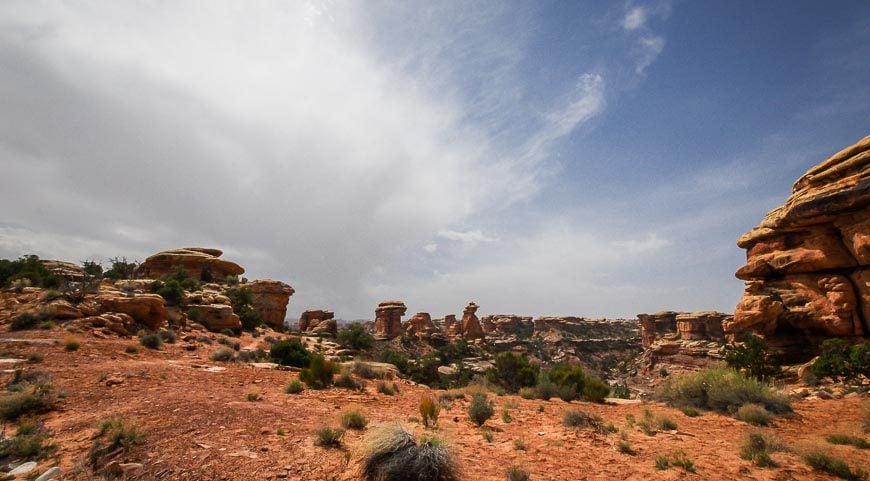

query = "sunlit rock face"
(729, 135), (870, 359)
(137, 247), (245, 281)
(373, 300), (406, 339)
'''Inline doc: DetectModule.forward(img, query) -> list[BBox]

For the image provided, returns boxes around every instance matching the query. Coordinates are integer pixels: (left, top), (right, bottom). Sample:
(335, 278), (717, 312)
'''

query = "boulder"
(137, 247), (244, 281)
(190, 304), (241, 332)
(96, 287), (167, 330)
(41, 260), (86, 281)
(374, 301), (406, 339)
(298, 309), (336, 337)
(247, 280), (294, 330)
(732, 135), (870, 356)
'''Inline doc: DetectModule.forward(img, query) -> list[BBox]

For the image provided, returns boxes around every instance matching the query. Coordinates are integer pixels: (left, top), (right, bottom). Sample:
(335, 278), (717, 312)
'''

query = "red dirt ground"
(1, 330), (868, 481)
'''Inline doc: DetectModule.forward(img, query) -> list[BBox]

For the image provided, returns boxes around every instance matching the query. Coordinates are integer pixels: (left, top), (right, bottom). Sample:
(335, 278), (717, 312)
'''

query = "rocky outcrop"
(298, 309), (337, 337)
(137, 248), (244, 281)
(404, 312), (447, 344)
(247, 280), (294, 330)
(95, 287), (167, 330)
(460, 302), (485, 341)
(190, 304), (240, 332)
(729, 135), (870, 357)
(636, 311), (729, 374)
(480, 314), (534, 337)
(535, 316), (640, 339)
(41, 260), (86, 281)
(374, 301), (406, 339)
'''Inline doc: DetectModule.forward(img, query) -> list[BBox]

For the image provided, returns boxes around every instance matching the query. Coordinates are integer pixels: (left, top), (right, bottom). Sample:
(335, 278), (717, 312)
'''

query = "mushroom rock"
(246, 280), (294, 330)
(460, 302), (485, 340)
(374, 301), (406, 339)
(137, 248), (244, 281)
(731, 135), (870, 356)
(298, 309), (337, 337)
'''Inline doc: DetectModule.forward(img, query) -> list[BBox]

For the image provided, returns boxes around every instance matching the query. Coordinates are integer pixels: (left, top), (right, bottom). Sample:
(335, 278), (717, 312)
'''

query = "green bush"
(11, 312), (42, 331)
(725, 333), (781, 380)
(139, 333), (163, 350)
(103, 257), (137, 280)
(0, 255), (60, 288)
(269, 339), (311, 367)
(338, 323), (374, 350)
(286, 379), (304, 394)
(0, 423), (51, 459)
(468, 393), (495, 426)
(159, 330), (176, 344)
(735, 403), (771, 426)
(334, 371), (363, 390)
(827, 434), (870, 449)
(681, 407), (699, 417)
(547, 364), (609, 402)
(340, 409), (368, 430)
(239, 308), (262, 331)
(611, 383), (630, 399)
(377, 381), (398, 396)
(812, 340), (870, 381)
(351, 362), (386, 380)
(300, 355), (336, 389)
(740, 431), (783, 467)
(653, 368), (791, 414)
(155, 280), (185, 306)
(314, 427), (344, 448)
(379, 350), (410, 374)
(125, 345), (139, 354)
(486, 352), (539, 393)
(804, 450), (867, 480)
(518, 387), (535, 399)
(562, 409), (605, 433)
(358, 424), (458, 481)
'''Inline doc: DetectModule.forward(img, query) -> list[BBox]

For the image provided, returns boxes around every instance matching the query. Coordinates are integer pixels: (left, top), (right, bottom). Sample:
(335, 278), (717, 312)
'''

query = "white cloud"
(622, 7), (648, 31)
(611, 233), (671, 253)
(437, 230), (498, 244)
(636, 36), (666, 74)
(422, 244), (439, 253)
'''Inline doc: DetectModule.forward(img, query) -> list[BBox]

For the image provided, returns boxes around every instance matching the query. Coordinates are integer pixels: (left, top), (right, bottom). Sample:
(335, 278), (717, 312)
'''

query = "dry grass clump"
(420, 396), (440, 428)
(0, 370), (56, 421)
(352, 362), (387, 380)
(0, 421), (53, 459)
(505, 466), (530, 481)
(357, 424), (459, 481)
(63, 335), (81, 352)
(286, 379), (304, 394)
(563, 409), (606, 434)
(88, 417), (145, 468)
(376, 381), (398, 396)
(314, 426), (345, 448)
(210, 347), (236, 362)
(827, 434), (870, 450)
(340, 408), (369, 430)
(654, 368), (790, 415)
(468, 393), (495, 427)
(740, 431), (785, 467)
(654, 451), (696, 473)
(803, 448), (867, 480)
(735, 403), (771, 426)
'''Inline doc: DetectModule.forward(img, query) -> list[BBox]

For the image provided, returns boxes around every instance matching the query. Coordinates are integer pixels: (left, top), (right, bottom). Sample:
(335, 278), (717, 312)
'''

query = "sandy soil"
(1, 330), (867, 481)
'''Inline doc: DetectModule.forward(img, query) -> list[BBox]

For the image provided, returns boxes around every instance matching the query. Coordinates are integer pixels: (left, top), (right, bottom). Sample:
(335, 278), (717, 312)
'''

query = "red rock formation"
(405, 312), (435, 334)
(460, 302), (485, 340)
(190, 304), (241, 332)
(247, 280), (294, 330)
(95, 286), (167, 330)
(298, 309), (337, 337)
(374, 301), (406, 339)
(137, 247), (244, 281)
(638, 311), (728, 347)
(480, 314), (534, 336)
(729, 135), (870, 353)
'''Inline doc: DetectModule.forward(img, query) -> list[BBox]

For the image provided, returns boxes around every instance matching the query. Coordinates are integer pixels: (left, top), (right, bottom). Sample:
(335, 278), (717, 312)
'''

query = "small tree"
(337, 323), (374, 351)
(103, 257), (138, 280)
(725, 334), (781, 381)
(487, 352), (539, 393)
(468, 392), (495, 426)
(269, 339), (311, 367)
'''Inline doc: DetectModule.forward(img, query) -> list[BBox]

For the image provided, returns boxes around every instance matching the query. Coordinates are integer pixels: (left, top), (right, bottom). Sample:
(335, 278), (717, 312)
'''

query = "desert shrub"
(0, 378), (55, 421)
(740, 431), (783, 467)
(334, 371), (363, 390)
(658, 417), (678, 431)
(804, 450), (867, 480)
(407, 355), (441, 387)
(352, 361), (386, 380)
(518, 387), (535, 399)
(125, 345), (139, 354)
(286, 379), (304, 394)
(0, 255), (60, 288)
(236, 349), (267, 363)
(671, 451), (696, 473)
(654, 368), (791, 414)
(238, 309), (262, 331)
(103, 257), (137, 280)
(38, 320), (55, 330)
(225, 275), (239, 285)
(11, 312), (41, 331)
(197, 335), (213, 344)
(358, 424), (459, 481)
(210, 347), (236, 362)
(468, 392), (495, 426)
(217, 337), (240, 350)
(89, 417), (145, 467)
(82, 260), (103, 277)
(246, 390), (260, 402)
(562, 409), (605, 433)
(482, 430), (494, 442)
(300, 355), (336, 389)
(725, 333), (782, 381)
(63, 335), (81, 351)
(513, 438), (525, 450)
(420, 396), (440, 428)
(377, 381), (398, 396)
(487, 352), (539, 393)
(269, 339), (311, 367)
(851, 343), (870, 378)
(505, 466), (529, 481)
(532, 374), (558, 400)
(164, 267), (200, 291)
(583, 377), (611, 403)
(379, 350), (410, 374)
(812, 340), (870, 381)
(611, 383), (631, 399)
(155, 280), (185, 306)
(827, 434), (870, 449)
(681, 407), (699, 417)
(340, 409), (368, 430)
(735, 403), (771, 426)
(27, 353), (44, 363)
(547, 364), (609, 402)
(338, 323), (374, 351)
(159, 330), (176, 344)
(139, 333), (163, 350)
(618, 439), (635, 455)
(220, 328), (237, 337)
(654, 455), (669, 470)
(42, 289), (63, 301)
(502, 409), (512, 423)
(0, 423), (51, 459)
(314, 427), (344, 448)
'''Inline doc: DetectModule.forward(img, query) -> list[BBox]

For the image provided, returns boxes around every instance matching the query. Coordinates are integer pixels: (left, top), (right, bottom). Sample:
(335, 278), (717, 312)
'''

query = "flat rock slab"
(10, 461), (37, 475)
(0, 358), (24, 365)
(35, 467), (60, 481)
(0, 339), (58, 345)
(250, 362), (279, 369)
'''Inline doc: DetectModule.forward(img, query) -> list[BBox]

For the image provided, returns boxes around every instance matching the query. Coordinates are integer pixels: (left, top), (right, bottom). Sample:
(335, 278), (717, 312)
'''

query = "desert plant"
(611, 383), (631, 399)
(827, 434), (870, 449)
(671, 451), (696, 473)
(0, 422), (52, 459)
(89, 417), (145, 466)
(300, 355), (336, 389)
(681, 407), (699, 417)
(654, 368), (791, 414)
(38, 320), (55, 330)
(246, 390), (260, 402)
(340, 409), (368, 430)
(482, 430), (494, 442)
(468, 392), (495, 426)
(159, 329), (177, 344)
(352, 361), (386, 380)
(562, 409), (605, 433)
(314, 427), (344, 448)
(103, 257), (137, 280)
(377, 381), (397, 396)
(658, 417), (678, 431)
(286, 379), (304, 394)
(547, 364), (609, 402)
(654, 455), (670, 470)
(506, 466), (529, 481)
(236, 349), (267, 363)
(725, 333), (782, 381)
(27, 353), (44, 363)
(139, 333), (163, 350)
(11, 312), (41, 331)
(358, 424), (459, 481)
(518, 387), (535, 399)
(740, 431), (783, 467)
(513, 438), (526, 450)
(63, 335), (81, 351)
(338, 323), (374, 351)
(735, 403), (771, 426)
(420, 396), (441, 428)
(197, 335), (213, 344)
(41, 289), (63, 301)
(804, 450), (867, 480)
(125, 345), (139, 354)
(209, 347), (235, 362)
(277, 427), (285, 436)
(502, 409), (512, 423)
(269, 339), (311, 367)
(335, 371), (363, 390)
(155, 279), (185, 306)
(487, 352), (539, 393)
(220, 328), (237, 337)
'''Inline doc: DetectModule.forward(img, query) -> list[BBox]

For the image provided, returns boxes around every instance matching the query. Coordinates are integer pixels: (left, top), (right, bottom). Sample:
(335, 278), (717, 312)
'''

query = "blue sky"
(0, 1), (868, 320)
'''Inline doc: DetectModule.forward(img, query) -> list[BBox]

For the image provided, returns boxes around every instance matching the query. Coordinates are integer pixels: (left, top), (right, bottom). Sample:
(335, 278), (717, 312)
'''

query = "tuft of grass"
(245, 390), (260, 402)
(340, 409), (368, 430)
(681, 407), (699, 417)
(617, 437), (635, 455)
(482, 430), (494, 443)
(27, 353), (44, 363)
(740, 431), (783, 467)
(804, 450), (867, 480)
(300, 355), (336, 389)
(513, 438), (526, 451)
(469, 392), (495, 427)
(125, 345), (139, 354)
(827, 434), (870, 450)
(654, 455), (670, 470)
(0, 373), (55, 421)
(277, 427), (285, 436)
(563, 409), (606, 434)
(210, 347), (236, 362)
(654, 368), (790, 415)
(358, 424), (459, 481)
(735, 403), (771, 426)
(0, 423), (52, 459)
(671, 451), (696, 473)
(63, 335), (81, 352)
(139, 333), (163, 350)
(506, 466), (530, 481)
(314, 427), (344, 448)
(518, 387), (536, 400)
(89, 417), (145, 466)
(502, 409), (513, 424)
(286, 379), (304, 394)
(38, 320), (55, 330)
(537, 404), (544, 413)
(658, 417), (678, 431)
(334, 371), (363, 390)
(377, 381), (398, 396)
(420, 396), (441, 428)
(351, 361), (386, 380)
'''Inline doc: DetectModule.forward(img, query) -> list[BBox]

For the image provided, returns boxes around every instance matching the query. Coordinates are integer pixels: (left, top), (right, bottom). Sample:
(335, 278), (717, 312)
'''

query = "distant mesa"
(137, 247), (244, 281)
(729, 134), (870, 360)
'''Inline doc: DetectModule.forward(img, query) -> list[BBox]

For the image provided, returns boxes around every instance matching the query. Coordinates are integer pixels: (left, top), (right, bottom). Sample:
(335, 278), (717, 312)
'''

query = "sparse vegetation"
(735, 403), (771, 426)
(654, 368), (791, 415)
(340, 408), (368, 430)
(502, 409), (512, 423)
(246, 390), (260, 402)
(64, 335), (81, 351)
(420, 396), (441, 428)
(562, 409), (605, 433)
(740, 431), (783, 467)
(725, 333), (782, 381)
(286, 379), (304, 394)
(804, 449), (867, 480)
(334, 371), (363, 390)
(377, 381), (398, 396)
(314, 427), (344, 448)
(513, 438), (526, 450)
(482, 430), (494, 442)
(468, 392), (495, 426)
(27, 353), (44, 363)
(0, 255), (60, 288)
(269, 339), (312, 367)
(827, 434), (870, 450)
(655, 451), (696, 472)
(506, 466), (529, 481)
(210, 347), (236, 362)
(1, 373), (55, 421)
(299, 355), (336, 389)
(11, 311), (43, 331)
(681, 407), (699, 417)
(546, 364), (609, 403)
(89, 417), (145, 467)
(139, 332), (163, 350)
(812, 339), (870, 382)
(487, 352), (539, 393)
(125, 345), (139, 354)
(358, 424), (459, 481)
(352, 361), (386, 380)
(338, 323), (374, 350)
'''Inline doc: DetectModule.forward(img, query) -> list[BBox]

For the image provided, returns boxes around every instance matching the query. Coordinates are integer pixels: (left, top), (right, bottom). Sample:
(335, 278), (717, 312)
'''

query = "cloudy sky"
(1, 1), (868, 320)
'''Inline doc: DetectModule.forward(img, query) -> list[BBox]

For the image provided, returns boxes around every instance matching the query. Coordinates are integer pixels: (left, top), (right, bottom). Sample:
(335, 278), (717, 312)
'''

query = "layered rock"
(480, 314), (534, 337)
(95, 286), (167, 330)
(41, 260), (86, 281)
(247, 280), (294, 330)
(404, 312), (446, 344)
(729, 135), (870, 356)
(460, 302), (485, 341)
(636, 311), (730, 374)
(189, 304), (241, 332)
(298, 309), (337, 337)
(137, 248), (244, 281)
(374, 301), (406, 339)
